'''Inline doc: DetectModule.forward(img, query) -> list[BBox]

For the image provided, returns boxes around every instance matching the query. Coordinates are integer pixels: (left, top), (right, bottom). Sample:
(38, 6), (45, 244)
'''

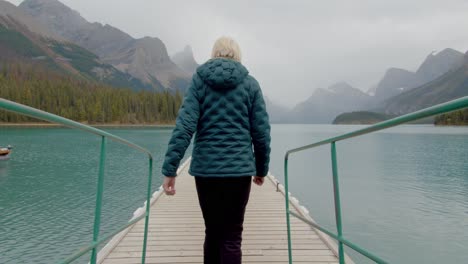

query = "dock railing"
(0, 98), (154, 264)
(283, 96), (468, 264)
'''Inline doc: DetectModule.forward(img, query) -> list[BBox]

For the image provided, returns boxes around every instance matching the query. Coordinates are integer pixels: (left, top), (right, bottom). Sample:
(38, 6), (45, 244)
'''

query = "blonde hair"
(211, 37), (242, 62)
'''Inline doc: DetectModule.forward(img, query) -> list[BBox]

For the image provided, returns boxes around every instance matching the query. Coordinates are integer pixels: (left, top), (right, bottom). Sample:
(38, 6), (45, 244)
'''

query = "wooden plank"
(106, 249), (334, 258)
(121, 236), (321, 242)
(116, 239), (328, 247)
(112, 244), (330, 252)
(130, 226), (313, 232)
(102, 255), (338, 263)
(125, 230), (317, 236)
(99, 160), (340, 263)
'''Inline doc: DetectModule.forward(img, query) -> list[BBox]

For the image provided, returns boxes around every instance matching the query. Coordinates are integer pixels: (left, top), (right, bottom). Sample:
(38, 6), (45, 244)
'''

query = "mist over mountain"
(374, 48), (465, 101)
(172, 45), (199, 75)
(374, 68), (419, 100)
(382, 51), (468, 115)
(18, 0), (190, 92)
(331, 49), (468, 124)
(274, 48), (467, 124)
(290, 82), (371, 123)
(416, 48), (465, 82)
(264, 97), (291, 124)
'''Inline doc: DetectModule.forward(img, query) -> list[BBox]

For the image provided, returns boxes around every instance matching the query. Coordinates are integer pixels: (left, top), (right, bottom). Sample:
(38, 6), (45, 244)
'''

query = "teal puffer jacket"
(162, 58), (271, 177)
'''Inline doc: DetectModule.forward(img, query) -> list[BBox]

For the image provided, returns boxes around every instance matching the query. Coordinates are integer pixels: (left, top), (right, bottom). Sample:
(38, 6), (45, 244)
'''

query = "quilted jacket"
(162, 58), (271, 177)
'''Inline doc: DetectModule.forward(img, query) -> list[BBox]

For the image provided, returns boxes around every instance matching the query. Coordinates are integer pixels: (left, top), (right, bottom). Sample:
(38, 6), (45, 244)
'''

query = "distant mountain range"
(267, 48), (467, 124)
(374, 48), (465, 101)
(1, 0), (466, 124)
(0, 0), (197, 92)
(382, 51), (468, 115)
(266, 82), (374, 124)
(290, 82), (371, 123)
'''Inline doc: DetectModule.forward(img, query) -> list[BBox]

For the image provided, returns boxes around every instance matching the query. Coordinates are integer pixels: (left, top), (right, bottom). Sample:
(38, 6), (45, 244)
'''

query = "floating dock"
(97, 159), (343, 263)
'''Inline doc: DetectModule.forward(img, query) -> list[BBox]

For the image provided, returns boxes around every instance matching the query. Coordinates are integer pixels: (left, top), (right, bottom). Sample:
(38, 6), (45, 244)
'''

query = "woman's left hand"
(163, 176), (176, 195)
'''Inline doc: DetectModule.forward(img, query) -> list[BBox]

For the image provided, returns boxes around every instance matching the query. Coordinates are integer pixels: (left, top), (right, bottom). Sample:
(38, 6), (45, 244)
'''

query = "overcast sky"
(8, 0), (468, 107)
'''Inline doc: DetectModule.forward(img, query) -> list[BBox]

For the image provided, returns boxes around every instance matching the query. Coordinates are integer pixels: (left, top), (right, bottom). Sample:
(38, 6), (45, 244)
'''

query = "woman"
(161, 36), (271, 264)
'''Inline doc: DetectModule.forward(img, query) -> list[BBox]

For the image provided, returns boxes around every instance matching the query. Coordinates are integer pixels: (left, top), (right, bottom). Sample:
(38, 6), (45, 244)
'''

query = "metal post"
(331, 142), (345, 263)
(90, 136), (107, 264)
(284, 154), (293, 264)
(141, 158), (153, 264)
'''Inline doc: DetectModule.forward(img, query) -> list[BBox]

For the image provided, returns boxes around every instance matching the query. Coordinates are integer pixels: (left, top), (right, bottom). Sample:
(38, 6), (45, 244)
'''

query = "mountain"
(16, 0), (86, 40)
(19, 0), (191, 92)
(416, 48), (465, 82)
(0, 0), (56, 38)
(101, 36), (186, 92)
(0, 0), (152, 90)
(291, 82), (371, 123)
(374, 68), (419, 100)
(172, 45), (199, 75)
(382, 51), (468, 115)
(374, 48), (465, 101)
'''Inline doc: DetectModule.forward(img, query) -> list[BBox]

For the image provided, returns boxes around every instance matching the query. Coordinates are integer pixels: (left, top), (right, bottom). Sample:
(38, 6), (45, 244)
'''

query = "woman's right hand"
(253, 176), (264, 186)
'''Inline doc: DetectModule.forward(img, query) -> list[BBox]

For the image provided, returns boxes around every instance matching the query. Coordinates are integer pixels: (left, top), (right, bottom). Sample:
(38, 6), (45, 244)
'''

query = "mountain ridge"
(277, 48), (466, 124)
(0, 0), (153, 91)
(18, 0), (191, 91)
(374, 48), (465, 101)
(0, 0), (58, 39)
(290, 82), (371, 123)
(381, 51), (468, 115)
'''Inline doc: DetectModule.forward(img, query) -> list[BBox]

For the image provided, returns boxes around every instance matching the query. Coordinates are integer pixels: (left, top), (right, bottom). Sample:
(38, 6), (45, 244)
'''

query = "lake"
(0, 125), (467, 263)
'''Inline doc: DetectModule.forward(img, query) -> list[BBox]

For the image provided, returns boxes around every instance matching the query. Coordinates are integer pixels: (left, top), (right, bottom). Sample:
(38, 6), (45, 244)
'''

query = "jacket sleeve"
(249, 78), (271, 177)
(161, 76), (201, 177)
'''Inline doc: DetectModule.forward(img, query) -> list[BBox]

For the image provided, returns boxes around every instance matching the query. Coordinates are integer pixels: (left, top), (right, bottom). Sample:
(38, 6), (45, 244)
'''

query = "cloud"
(6, 0), (468, 106)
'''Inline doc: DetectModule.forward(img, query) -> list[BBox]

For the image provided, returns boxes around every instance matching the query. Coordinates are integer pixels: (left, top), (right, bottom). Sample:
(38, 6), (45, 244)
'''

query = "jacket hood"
(196, 58), (249, 89)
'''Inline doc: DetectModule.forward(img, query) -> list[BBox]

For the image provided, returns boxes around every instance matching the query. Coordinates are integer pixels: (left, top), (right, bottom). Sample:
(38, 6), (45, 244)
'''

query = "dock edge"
(265, 173), (355, 264)
(95, 157), (192, 264)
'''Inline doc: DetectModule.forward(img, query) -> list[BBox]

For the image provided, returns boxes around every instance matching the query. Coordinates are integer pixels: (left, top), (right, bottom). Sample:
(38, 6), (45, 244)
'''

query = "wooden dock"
(97, 159), (343, 264)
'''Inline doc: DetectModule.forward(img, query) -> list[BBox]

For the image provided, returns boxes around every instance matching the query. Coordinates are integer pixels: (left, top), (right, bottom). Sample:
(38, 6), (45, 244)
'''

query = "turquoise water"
(0, 127), (183, 264)
(0, 125), (467, 263)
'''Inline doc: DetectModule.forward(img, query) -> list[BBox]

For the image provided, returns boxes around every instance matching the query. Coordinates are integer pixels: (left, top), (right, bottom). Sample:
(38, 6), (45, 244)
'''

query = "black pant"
(195, 176), (252, 264)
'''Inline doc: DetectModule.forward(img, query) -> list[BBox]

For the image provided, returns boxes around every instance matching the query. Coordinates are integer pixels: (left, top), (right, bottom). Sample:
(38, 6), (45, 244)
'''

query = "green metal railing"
(283, 96), (468, 264)
(0, 98), (154, 264)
